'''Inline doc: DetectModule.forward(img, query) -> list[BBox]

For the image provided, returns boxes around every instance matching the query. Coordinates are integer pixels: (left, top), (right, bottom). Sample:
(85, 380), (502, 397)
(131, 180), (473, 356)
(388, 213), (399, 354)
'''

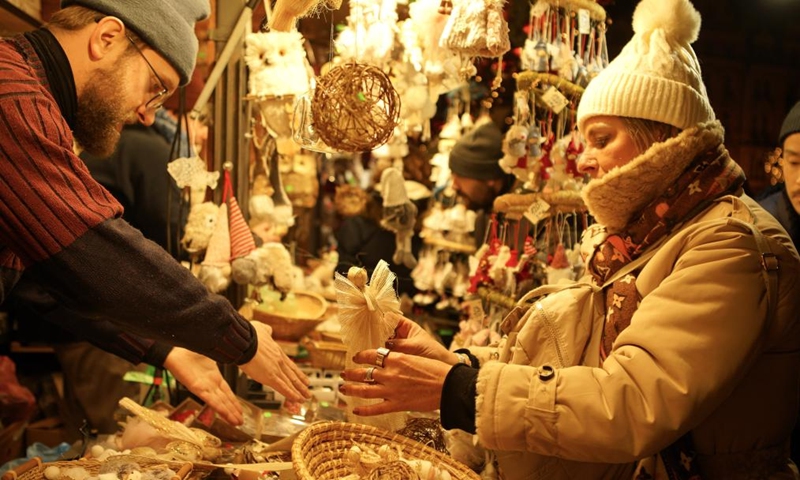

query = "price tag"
(463, 299), (485, 322)
(523, 197), (551, 225)
(578, 9), (591, 35)
(541, 86), (570, 114)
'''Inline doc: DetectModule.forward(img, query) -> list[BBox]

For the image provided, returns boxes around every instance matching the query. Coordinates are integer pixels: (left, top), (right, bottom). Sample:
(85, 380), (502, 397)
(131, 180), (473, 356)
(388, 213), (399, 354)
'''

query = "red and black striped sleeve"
(0, 44), (257, 366)
(6, 272), (174, 367)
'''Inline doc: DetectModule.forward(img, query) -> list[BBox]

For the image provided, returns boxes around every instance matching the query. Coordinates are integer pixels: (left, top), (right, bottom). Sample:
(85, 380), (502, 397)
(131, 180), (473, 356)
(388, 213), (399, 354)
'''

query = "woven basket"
(318, 331), (342, 343)
(1, 454), (211, 480)
(291, 422), (480, 480)
(303, 339), (347, 370)
(252, 291), (328, 341)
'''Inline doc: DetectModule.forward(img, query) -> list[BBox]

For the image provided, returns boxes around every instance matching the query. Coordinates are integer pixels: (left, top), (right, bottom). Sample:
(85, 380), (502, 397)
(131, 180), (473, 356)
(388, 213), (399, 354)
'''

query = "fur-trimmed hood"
(582, 121), (727, 232)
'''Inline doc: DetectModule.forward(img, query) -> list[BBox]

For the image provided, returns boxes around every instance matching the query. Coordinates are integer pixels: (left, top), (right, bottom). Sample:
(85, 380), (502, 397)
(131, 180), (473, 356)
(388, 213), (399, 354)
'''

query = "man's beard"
(463, 195), (491, 211)
(73, 66), (131, 158)
(461, 186), (496, 211)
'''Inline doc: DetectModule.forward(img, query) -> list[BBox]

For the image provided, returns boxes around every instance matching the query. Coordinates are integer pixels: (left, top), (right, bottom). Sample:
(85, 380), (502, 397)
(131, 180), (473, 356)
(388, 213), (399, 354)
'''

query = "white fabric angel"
(335, 260), (404, 431)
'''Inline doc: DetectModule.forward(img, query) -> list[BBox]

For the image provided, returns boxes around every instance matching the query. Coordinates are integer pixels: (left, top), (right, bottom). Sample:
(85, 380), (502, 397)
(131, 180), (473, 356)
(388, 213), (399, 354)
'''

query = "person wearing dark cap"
(448, 119), (516, 212)
(0, 1), (310, 427)
(758, 100), (800, 464)
(759, 101), (800, 248)
(447, 118), (516, 250)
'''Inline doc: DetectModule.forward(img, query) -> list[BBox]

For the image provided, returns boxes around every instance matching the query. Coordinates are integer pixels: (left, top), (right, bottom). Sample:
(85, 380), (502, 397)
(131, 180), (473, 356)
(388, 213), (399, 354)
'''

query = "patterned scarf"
(591, 144), (745, 358)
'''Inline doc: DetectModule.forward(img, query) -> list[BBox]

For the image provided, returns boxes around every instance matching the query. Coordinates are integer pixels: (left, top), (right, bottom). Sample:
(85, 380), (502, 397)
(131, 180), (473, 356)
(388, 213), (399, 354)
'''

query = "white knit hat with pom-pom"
(577, 0), (715, 131)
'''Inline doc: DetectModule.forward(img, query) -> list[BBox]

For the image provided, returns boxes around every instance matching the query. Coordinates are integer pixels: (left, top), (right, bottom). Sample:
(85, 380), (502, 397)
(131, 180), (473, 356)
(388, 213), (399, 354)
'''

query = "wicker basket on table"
(1, 455), (214, 480)
(252, 291), (328, 341)
(303, 339), (347, 370)
(291, 422), (480, 480)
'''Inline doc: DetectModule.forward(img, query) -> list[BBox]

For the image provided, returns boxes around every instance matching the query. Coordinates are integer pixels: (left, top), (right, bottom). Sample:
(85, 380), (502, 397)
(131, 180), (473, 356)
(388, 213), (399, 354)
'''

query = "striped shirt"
(0, 34), (257, 366)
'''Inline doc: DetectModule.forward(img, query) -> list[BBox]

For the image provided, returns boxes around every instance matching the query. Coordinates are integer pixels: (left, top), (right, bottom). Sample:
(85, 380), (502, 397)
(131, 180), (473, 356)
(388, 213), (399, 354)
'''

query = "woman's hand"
(163, 347), (243, 425)
(386, 313), (460, 365)
(340, 347), (453, 416)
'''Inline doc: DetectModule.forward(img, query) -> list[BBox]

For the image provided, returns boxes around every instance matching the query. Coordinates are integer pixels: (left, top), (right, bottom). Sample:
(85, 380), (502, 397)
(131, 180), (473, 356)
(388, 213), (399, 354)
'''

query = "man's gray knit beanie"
(61, 0), (210, 85)
(779, 101), (800, 148)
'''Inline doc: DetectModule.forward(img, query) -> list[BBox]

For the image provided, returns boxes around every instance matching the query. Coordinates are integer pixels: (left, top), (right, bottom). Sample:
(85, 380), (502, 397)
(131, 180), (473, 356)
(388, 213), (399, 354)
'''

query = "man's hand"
(163, 347), (243, 425)
(239, 321), (311, 403)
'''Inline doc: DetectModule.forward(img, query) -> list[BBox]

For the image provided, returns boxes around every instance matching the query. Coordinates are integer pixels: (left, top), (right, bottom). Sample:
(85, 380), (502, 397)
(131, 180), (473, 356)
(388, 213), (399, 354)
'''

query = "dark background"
(599, 0), (800, 195)
(33, 0), (800, 192)
(295, 0), (800, 196)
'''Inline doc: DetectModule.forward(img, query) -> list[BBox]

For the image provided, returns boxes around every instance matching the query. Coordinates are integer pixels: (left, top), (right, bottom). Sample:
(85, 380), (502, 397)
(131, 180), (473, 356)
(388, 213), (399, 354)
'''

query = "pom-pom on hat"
(577, 0), (715, 132)
(779, 101), (800, 148)
(61, 0), (210, 85)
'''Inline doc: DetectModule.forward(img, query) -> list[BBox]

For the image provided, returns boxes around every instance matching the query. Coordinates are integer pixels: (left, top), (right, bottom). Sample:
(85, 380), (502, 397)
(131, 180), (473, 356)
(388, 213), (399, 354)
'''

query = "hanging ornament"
(565, 131), (585, 178)
(291, 91), (339, 154)
(499, 125), (531, 183)
(379, 168), (418, 269)
(546, 243), (573, 284)
(167, 156), (219, 207)
(268, 144), (295, 233)
(181, 202), (220, 256)
(282, 153), (320, 209)
(269, 0), (342, 32)
(311, 63), (401, 152)
(440, 0), (510, 58)
(244, 31), (311, 99)
(197, 200), (231, 293)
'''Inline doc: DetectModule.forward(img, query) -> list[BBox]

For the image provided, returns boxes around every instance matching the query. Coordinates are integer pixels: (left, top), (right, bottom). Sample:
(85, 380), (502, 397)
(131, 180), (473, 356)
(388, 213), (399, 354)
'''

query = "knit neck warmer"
(22, 29), (78, 130)
(582, 121), (736, 234)
(584, 120), (745, 358)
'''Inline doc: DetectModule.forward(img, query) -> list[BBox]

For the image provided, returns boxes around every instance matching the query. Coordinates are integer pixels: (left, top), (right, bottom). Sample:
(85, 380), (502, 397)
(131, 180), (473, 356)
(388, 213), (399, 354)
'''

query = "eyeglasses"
(125, 34), (170, 111)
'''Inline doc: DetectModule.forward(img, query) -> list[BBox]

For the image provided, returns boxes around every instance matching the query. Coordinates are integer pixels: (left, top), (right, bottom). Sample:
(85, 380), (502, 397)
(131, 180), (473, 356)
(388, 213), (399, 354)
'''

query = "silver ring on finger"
(376, 347), (390, 368)
(364, 366), (376, 383)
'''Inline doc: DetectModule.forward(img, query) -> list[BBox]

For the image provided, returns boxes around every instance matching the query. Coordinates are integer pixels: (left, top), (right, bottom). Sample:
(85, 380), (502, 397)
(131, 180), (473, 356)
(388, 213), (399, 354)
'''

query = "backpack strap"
(725, 217), (779, 322)
(659, 216), (780, 480)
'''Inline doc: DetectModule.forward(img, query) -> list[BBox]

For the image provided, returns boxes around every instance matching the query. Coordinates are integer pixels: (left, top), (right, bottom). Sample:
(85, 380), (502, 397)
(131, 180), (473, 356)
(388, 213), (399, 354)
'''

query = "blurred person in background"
(758, 100), (800, 464)
(759, 101), (800, 247)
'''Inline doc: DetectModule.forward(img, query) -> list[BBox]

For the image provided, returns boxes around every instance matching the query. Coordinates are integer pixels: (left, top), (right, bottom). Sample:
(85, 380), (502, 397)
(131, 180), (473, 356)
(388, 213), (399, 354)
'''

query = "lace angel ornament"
(335, 260), (404, 431)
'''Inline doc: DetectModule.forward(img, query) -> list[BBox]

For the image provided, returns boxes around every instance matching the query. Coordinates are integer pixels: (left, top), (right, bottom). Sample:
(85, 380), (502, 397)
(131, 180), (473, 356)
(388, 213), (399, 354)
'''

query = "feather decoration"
(118, 397), (203, 447)
(335, 260), (404, 431)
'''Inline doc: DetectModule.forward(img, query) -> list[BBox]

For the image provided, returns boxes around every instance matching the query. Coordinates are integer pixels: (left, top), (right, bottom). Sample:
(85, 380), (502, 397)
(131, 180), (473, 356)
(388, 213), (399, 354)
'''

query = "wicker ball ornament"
(312, 63), (401, 152)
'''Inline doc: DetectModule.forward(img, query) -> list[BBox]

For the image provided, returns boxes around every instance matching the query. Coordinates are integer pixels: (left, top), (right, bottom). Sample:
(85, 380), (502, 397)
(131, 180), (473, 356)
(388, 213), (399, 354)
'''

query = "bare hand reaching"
(239, 321), (311, 403)
(163, 347), (243, 425)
